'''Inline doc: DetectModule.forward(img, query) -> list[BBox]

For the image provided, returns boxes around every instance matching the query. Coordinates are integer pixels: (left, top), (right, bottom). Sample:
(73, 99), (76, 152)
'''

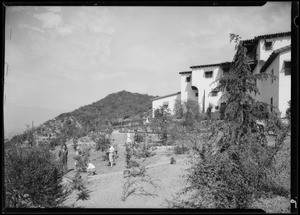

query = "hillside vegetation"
(57, 90), (154, 127)
(7, 90), (155, 145)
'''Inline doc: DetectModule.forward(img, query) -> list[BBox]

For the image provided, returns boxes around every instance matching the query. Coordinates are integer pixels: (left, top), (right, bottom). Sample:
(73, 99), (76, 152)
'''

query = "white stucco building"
(244, 32), (291, 117)
(151, 92), (181, 117)
(151, 32), (291, 118)
(179, 62), (231, 113)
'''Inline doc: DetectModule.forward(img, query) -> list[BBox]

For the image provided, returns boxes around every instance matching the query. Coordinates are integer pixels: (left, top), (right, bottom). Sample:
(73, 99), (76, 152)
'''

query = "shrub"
(74, 148), (90, 172)
(174, 144), (189, 155)
(89, 132), (111, 152)
(5, 142), (71, 208)
(206, 104), (213, 119)
(134, 132), (144, 143)
(219, 103), (226, 120)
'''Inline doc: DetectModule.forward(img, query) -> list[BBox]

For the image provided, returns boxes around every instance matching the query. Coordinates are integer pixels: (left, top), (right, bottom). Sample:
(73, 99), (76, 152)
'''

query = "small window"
(195, 93), (198, 97)
(211, 91), (218, 97)
(186, 76), (191, 82)
(271, 69), (274, 84)
(223, 68), (229, 76)
(205, 71), (213, 78)
(284, 61), (291, 75)
(163, 101), (169, 108)
(265, 41), (273, 50)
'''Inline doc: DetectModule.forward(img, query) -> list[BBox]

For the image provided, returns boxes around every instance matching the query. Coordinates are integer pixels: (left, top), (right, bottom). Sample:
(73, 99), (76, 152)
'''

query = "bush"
(5, 143), (71, 208)
(134, 132), (144, 143)
(174, 144), (189, 155)
(89, 132), (111, 152)
(74, 147), (90, 172)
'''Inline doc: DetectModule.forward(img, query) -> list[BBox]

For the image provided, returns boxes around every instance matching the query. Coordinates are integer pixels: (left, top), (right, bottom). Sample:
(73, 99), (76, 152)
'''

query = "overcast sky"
(4, 2), (291, 112)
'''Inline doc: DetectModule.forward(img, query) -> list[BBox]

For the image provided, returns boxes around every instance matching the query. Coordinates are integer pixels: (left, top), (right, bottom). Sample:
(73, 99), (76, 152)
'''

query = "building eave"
(179, 71), (192, 75)
(190, 62), (231, 69)
(150, 92), (181, 101)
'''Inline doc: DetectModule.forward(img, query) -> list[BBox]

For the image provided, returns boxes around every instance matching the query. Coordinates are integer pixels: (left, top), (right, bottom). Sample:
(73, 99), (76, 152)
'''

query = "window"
(270, 97), (273, 112)
(211, 91), (218, 97)
(265, 40), (273, 50)
(163, 101), (169, 108)
(215, 106), (219, 110)
(186, 76), (191, 82)
(205, 71), (213, 78)
(195, 93), (198, 97)
(284, 61), (291, 75)
(271, 69), (274, 84)
(223, 68), (229, 76)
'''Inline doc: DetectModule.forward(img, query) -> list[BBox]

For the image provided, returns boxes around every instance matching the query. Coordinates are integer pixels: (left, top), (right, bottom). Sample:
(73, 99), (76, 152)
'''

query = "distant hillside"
(20, 90), (155, 142)
(7, 90), (155, 144)
(58, 90), (154, 124)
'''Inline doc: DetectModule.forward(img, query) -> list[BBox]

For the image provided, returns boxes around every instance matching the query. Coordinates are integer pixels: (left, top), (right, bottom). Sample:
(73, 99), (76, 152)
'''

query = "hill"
(55, 90), (154, 129)
(59, 90), (154, 125)
(7, 91), (155, 144)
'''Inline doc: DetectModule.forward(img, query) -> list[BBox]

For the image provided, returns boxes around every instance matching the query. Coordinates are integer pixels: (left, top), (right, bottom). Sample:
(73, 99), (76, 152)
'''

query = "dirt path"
(62, 131), (191, 208)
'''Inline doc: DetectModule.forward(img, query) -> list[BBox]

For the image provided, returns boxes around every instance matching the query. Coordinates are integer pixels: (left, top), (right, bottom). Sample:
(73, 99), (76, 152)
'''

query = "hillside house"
(152, 32), (291, 118)
(151, 92), (181, 117)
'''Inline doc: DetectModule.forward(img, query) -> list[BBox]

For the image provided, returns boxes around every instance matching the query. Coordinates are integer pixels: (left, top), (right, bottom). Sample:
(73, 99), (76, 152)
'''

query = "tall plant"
(151, 107), (173, 145)
(5, 141), (71, 208)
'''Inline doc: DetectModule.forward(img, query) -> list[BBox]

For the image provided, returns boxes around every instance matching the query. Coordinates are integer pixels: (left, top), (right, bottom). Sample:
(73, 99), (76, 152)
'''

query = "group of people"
(57, 133), (132, 173)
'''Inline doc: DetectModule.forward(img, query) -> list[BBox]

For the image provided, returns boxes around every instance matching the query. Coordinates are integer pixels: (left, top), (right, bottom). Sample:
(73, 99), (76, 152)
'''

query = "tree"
(150, 107), (173, 145)
(170, 34), (289, 209)
(206, 103), (213, 120)
(173, 99), (184, 119)
(5, 140), (71, 208)
(181, 99), (201, 129)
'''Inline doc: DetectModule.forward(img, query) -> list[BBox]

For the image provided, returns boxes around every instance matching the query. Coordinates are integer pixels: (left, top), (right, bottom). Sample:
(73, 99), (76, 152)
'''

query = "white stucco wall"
(190, 66), (223, 112)
(256, 36), (291, 61)
(151, 93), (181, 117)
(278, 50), (291, 117)
(180, 73), (197, 103)
(256, 49), (291, 117)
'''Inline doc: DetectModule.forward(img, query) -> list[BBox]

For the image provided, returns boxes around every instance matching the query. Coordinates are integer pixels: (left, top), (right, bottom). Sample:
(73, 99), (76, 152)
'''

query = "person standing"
(126, 132), (131, 145)
(75, 146), (83, 171)
(112, 139), (118, 157)
(108, 145), (115, 167)
(58, 144), (68, 172)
